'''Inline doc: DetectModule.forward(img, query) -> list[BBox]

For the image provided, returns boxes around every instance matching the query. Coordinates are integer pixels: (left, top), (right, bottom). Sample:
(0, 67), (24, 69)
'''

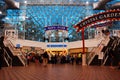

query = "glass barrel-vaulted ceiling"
(4, 0), (120, 42)
(27, 0), (100, 41)
(26, 5), (94, 41)
(26, 3), (98, 41)
(6, 1), (98, 41)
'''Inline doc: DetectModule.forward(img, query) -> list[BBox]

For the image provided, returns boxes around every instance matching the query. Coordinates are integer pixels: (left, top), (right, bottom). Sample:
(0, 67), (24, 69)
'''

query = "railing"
(102, 37), (119, 65)
(113, 37), (120, 50)
(112, 39), (117, 50)
(102, 47), (110, 65)
(17, 53), (26, 66)
(3, 48), (12, 67)
(87, 47), (96, 65)
(5, 38), (26, 66)
(87, 43), (103, 65)
(26, 0), (88, 6)
(10, 40), (26, 66)
(87, 37), (110, 65)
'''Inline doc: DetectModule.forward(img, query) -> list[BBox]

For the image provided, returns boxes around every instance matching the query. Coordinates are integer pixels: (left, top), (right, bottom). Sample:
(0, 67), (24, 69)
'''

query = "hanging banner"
(45, 26), (68, 31)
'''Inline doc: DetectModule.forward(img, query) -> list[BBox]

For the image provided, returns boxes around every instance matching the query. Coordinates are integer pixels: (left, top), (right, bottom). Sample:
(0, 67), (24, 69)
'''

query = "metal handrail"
(102, 47), (109, 64)
(87, 47), (96, 61)
(87, 40), (103, 65)
(7, 39), (26, 66)
(17, 51), (26, 66)
(3, 48), (12, 67)
(102, 38), (118, 65)
(4, 37), (26, 66)
(87, 37), (110, 65)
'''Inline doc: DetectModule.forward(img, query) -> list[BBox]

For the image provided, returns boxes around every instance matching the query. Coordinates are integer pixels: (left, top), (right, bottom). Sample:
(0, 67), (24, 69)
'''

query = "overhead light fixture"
(0, 11), (2, 14)
(5, 17), (9, 20)
(86, 1), (89, 5)
(94, 0), (97, 1)
(24, 0), (27, 4)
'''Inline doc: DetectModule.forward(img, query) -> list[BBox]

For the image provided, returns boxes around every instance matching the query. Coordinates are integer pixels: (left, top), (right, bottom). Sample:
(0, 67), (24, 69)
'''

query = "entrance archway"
(73, 9), (120, 65)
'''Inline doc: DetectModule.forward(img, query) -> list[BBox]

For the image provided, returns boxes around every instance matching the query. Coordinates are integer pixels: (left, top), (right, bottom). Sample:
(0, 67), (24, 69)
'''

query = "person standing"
(25, 53), (30, 66)
(71, 55), (75, 65)
(42, 51), (49, 67)
(109, 49), (115, 69)
(116, 47), (120, 69)
(0, 36), (4, 69)
(0, 47), (3, 69)
(0, 36), (4, 48)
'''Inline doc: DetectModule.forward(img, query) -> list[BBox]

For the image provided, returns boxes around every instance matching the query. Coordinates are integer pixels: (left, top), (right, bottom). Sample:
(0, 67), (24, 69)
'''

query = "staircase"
(87, 37), (110, 65)
(102, 36), (120, 66)
(0, 48), (8, 67)
(3, 48), (12, 67)
(3, 38), (26, 66)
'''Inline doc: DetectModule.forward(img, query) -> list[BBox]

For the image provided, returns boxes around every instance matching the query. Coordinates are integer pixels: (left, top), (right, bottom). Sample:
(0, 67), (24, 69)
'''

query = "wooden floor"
(0, 63), (120, 80)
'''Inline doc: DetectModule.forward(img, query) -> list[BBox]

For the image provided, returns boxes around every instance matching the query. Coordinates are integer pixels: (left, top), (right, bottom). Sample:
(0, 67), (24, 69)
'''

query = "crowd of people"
(24, 47), (120, 69)
(25, 51), (82, 66)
